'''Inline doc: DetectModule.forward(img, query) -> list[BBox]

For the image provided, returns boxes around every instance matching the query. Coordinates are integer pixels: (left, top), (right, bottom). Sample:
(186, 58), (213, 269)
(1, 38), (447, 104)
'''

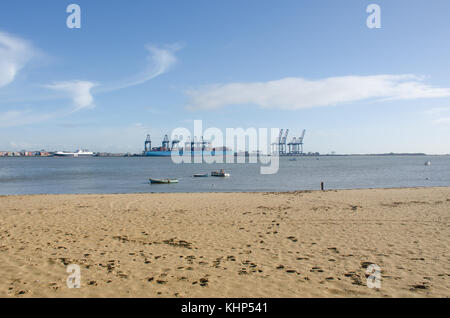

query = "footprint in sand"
(199, 278), (209, 287)
(410, 283), (429, 291)
(15, 290), (30, 296)
(344, 272), (364, 286)
(360, 261), (376, 269)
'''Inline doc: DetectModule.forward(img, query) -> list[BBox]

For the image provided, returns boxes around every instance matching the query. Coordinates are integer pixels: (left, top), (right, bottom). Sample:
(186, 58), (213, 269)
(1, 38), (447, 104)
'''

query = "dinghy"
(149, 178), (179, 184)
(211, 169), (230, 177)
(193, 173), (209, 177)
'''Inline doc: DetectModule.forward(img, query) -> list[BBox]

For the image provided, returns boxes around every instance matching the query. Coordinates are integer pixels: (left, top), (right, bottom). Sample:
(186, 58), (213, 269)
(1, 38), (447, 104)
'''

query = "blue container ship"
(143, 134), (233, 157)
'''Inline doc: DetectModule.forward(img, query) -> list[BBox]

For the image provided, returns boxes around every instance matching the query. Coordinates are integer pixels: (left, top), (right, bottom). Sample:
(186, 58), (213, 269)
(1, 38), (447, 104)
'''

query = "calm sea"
(0, 155), (449, 195)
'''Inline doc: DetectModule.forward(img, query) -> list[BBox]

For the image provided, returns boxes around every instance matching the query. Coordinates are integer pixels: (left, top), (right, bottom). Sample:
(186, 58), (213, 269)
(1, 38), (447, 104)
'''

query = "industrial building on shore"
(0, 150), (52, 157)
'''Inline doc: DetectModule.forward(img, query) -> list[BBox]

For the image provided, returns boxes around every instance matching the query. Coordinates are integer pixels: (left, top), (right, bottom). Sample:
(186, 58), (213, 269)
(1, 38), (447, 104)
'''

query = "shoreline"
(2, 154), (449, 157)
(1, 187), (449, 297)
(1, 185), (449, 198)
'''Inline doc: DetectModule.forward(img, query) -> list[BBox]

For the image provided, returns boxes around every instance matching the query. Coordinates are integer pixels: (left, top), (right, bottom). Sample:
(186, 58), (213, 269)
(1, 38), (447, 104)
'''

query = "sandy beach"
(0, 187), (448, 298)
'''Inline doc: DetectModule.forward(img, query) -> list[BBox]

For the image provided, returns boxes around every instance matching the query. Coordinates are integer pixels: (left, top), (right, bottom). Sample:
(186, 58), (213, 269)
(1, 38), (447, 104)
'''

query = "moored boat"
(149, 178), (179, 184)
(211, 169), (230, 177)
(193, 173), (209, 177)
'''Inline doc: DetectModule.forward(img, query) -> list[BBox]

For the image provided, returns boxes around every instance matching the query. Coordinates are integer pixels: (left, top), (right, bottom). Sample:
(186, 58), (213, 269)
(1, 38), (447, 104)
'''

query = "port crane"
(162, 134), (170, 150)
(271, 129), (290, 155)
(271, 128), (307, 156)
(288, 129), (306, 155)
(298, 129), (306, 154)
(144, 134), (151, 152)
(271, 129), (283, 154)
(281, 129), (289, 155)
(171, 135), (181, 150)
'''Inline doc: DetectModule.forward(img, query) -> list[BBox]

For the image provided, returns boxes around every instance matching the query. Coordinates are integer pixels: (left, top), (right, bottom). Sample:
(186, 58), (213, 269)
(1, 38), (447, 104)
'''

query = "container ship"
(143, 134), (233, 157)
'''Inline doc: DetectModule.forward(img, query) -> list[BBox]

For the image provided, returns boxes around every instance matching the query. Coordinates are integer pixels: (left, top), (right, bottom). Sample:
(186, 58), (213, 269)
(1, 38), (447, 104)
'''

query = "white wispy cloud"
(0, 31), (36, 88)
(43, 44), (181, 112)
(0, 31), (179, 128)
(135, 44), (180, 84)
(0, 109), (54, 128)
(186, 75), (450, 110)
(423, 107), (450, 115)
(99, 43), (181, 92)
(45, 80), (97, 111)
(434, 117), (450, 124)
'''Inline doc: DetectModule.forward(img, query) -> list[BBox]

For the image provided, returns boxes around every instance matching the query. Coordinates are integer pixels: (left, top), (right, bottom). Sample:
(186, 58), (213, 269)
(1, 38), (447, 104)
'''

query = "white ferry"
(54, 149), (95, 157)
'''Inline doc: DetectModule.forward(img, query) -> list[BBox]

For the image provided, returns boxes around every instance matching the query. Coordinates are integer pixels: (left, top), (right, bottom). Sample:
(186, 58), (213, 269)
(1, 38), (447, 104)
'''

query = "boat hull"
(144, 151), (173, 157)
(211, 172), (230, 177)
(54, 153), (94, 157)
(144, 150), (234, 157)
(193, 174), (209, 177)
(149, 178), (179, 184)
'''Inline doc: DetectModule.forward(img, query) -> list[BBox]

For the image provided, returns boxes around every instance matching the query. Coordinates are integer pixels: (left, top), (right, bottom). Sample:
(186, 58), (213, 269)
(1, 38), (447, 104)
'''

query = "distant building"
(0, 150), (53, 157)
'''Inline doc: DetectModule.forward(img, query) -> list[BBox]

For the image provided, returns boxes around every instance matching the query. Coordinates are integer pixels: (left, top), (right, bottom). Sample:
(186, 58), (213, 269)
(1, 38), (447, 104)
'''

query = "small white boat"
(211, 170), (230, 177)
(424, 160), (431, 166)
(193, 173), (209, 177)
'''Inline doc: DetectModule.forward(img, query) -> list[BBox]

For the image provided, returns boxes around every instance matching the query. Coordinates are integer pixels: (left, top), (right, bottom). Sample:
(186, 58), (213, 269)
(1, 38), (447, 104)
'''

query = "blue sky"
(1, 0), (449, 154)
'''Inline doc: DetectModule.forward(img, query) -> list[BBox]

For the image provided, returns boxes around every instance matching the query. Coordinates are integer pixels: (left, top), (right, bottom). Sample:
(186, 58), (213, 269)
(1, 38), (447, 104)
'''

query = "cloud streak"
(45, 80), (97, 111)
(423, 107), (450, 115)
(186, 75), (450, 110)
(44, 44), (181, 112)
(0, 38), (181, 129)
(97, 43), (181, 93)
(0, 31), (35, 88)
(434, 117), (450, 124)
(0, 109), (55, 128)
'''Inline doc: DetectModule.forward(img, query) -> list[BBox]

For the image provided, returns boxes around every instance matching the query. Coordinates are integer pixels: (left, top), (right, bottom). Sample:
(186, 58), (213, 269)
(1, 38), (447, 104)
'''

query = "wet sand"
(0, 187), (449, 297)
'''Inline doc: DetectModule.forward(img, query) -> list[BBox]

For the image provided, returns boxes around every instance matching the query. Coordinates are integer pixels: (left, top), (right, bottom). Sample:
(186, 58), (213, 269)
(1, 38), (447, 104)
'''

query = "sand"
(0, 187), (448, 298)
